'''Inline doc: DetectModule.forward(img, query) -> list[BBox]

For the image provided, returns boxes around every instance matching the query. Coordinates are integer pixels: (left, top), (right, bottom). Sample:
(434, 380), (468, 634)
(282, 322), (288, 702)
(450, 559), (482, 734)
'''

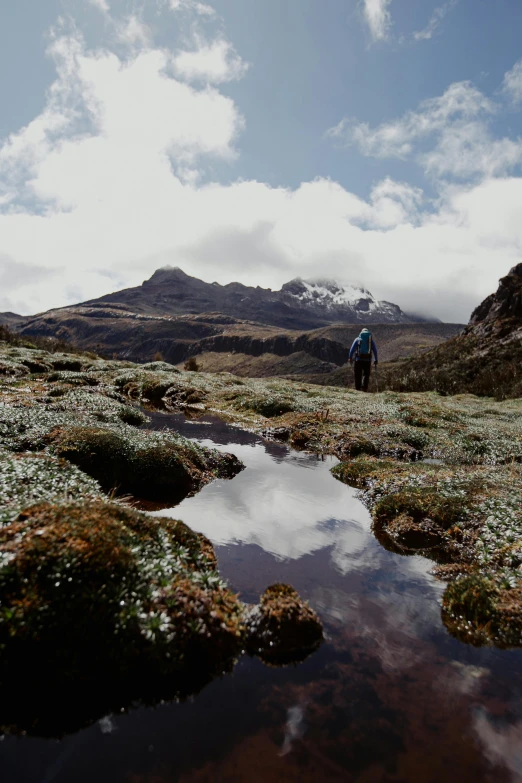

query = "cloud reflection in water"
(153, 441), (370, 567)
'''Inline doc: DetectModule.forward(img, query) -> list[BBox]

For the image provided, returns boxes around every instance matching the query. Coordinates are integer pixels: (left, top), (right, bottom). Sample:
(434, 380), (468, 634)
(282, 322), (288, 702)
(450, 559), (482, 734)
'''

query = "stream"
(3, 412), (522, 782)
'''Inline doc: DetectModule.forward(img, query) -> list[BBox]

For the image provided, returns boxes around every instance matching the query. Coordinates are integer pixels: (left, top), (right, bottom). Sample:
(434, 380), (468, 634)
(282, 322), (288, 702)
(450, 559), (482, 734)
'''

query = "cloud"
(88, 0), (110, 13)
(422, 123), (522, 178)
(503, 59), (522, 105)
(169, 0), (215, 16)
(1, 22), (522, 322)
(115, 15), (152, 47)
(327, 77), (522, 181)
(413, 0), (458, 41)
(327, 81), (495, 160)
(363, 178), (423, 228)
(172, 38), (248, 84)
(362, 0), (393, 41)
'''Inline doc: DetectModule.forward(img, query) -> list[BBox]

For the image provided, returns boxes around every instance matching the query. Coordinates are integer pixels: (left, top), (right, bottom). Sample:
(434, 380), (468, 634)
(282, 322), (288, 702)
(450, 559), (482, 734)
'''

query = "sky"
(1, 0), (522, 321)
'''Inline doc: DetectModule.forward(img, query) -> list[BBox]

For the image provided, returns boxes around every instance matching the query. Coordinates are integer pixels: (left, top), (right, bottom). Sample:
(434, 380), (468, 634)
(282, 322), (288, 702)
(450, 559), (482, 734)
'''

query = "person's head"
(360, 327), (370, 337)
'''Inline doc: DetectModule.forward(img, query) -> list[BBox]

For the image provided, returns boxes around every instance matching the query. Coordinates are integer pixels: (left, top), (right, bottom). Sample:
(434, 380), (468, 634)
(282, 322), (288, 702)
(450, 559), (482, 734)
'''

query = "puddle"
(2, 412), (522, 782)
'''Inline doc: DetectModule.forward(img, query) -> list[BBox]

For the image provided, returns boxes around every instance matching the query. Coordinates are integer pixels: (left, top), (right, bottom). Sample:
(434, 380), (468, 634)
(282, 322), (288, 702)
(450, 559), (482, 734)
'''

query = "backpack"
(358, 331), (372, 359)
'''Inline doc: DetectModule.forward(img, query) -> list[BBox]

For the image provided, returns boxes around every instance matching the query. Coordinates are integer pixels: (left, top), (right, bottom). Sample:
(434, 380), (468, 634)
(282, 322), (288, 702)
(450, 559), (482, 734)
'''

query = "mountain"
(80, 267), (430, 329)
(377, 264), (522, 399)
(5, 267), (458, 378)
(0, 312), (26, 328)
(278, 277), (408, 323)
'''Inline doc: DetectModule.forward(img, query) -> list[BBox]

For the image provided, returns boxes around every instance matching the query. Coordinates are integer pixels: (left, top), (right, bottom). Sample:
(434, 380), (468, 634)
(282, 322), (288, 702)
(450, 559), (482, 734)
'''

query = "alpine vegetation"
(0, 339), (323, 736)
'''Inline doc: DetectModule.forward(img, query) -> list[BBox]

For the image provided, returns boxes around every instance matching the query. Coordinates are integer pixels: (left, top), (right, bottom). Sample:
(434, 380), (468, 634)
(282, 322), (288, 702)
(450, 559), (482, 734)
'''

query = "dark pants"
(354, 360), (372, 391)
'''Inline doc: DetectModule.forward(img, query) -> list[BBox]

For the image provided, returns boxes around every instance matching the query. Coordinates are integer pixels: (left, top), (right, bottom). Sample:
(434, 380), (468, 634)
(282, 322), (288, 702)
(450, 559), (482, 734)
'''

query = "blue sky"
(1, 0), (522, 320)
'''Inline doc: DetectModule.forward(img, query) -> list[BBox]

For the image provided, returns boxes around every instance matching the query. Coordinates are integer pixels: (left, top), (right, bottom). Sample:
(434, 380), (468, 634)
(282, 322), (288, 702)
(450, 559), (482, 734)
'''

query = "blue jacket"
(349, 336), (378, 362)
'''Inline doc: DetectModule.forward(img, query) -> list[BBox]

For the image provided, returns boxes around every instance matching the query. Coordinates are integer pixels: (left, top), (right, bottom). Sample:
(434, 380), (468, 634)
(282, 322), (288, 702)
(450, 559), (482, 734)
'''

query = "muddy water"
(3, 415), (522, 782)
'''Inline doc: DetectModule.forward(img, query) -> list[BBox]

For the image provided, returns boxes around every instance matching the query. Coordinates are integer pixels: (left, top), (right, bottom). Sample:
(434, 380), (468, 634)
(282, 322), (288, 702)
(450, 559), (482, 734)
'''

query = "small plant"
(184, 356), (200, 372)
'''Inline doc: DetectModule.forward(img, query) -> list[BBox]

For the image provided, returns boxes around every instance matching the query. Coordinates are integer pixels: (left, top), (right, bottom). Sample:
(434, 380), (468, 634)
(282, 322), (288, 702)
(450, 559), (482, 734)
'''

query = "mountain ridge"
(79, 267), (435, 329)
(1, 267), (459, 378)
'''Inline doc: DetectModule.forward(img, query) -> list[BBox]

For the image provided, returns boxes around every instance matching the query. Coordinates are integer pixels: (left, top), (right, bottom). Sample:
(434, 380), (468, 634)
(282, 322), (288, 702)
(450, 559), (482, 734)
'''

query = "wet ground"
(3, 412), (522, 782)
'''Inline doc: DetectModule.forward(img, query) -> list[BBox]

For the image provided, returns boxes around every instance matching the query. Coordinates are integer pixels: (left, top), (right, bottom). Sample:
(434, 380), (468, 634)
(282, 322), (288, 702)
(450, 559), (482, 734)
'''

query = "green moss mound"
(246, 583), (323, 665)
(238, 395), (296, 418)
(50, 357), (84, 372)
(442, 572), (522, 648)
(374, 486), (464, 530)
(0, 504), (323, 736)
(336, 435), (379, 458)
(332, 459), (489, 554)
(332, 458), (412, 487)
(51, 425), (242, 501)
(114, 370), (181, 402)
(0, 358), (29, 377)
(0, 453), (103, 526)
(141, 361), (181, 373)
(47, 389), (147, 426)
(0, 501), (244, 735)
(0, 501), (227, 658)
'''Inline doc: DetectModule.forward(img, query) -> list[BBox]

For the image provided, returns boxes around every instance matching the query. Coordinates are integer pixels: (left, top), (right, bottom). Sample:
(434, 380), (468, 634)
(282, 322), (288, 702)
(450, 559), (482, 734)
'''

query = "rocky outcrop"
(378, 264), (522, 399)
(188, 331), (350, 365)
(469, 263), (522, 335)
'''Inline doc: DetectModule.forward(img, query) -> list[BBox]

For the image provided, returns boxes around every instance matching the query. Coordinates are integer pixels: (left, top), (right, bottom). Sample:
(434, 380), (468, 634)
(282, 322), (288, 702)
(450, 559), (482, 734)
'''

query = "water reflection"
(153, 441), (371, 566)
(3, 413), (522, 782)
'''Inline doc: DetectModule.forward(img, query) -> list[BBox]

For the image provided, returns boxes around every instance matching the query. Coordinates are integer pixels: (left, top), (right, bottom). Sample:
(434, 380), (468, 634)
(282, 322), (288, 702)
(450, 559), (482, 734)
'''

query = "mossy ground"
(0, 341), (324, 735)
(0, 500), (245, 734)
(72, 350), (522, 650)
(2, 335), (522, 721)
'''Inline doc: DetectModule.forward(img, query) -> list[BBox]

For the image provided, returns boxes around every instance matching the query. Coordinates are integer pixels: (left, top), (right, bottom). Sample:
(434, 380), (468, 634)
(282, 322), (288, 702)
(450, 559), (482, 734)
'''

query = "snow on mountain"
(280, 277), (404, 320)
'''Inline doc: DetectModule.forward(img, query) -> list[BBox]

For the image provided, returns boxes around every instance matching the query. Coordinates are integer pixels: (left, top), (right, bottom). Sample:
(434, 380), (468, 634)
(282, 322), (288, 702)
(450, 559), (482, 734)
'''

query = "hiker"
(349, 328), (378, 392)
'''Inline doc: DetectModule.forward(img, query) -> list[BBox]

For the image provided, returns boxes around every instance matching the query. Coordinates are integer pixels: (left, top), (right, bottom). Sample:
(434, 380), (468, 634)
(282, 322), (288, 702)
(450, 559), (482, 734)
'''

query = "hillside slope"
(376, 264), (522, 399)
(16, 303), (461, 375)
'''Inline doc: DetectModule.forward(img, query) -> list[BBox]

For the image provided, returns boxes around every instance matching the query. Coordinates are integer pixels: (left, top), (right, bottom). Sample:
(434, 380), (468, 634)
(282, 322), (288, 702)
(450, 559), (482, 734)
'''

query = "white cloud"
(362, 0), (393, 41)
(172, 38), (248, 84)
(328, 81), (495, 159)
(115, 15), (152, 47)
(1, 28), (522, 322)
(413, 0), (458, 42)
(327, 78), (522, 181)
(89, 0), (110, 13)
(422, 122), (522, 178)
(169, 0), (215, 16)
(503, 59), (522, 105)
(364, 178), (423, 228)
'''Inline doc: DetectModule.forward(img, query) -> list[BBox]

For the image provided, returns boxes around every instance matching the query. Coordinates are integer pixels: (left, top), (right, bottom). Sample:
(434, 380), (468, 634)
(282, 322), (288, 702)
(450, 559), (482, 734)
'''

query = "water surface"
(3, 413), (522, 783)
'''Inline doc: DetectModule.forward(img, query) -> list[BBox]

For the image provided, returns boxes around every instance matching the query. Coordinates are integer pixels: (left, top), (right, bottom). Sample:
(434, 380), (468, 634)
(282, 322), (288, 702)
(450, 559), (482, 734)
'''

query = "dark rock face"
(469, 264), (522, 329)
(379, 264), (522, 399)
